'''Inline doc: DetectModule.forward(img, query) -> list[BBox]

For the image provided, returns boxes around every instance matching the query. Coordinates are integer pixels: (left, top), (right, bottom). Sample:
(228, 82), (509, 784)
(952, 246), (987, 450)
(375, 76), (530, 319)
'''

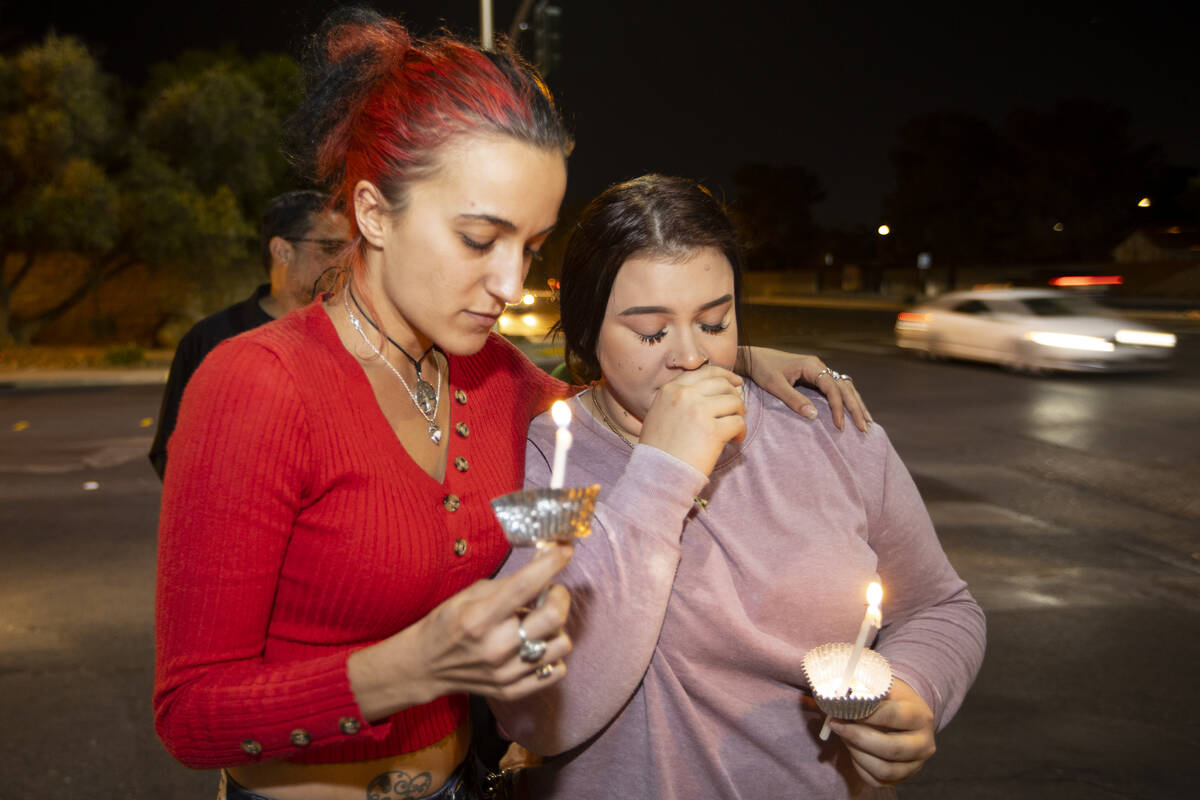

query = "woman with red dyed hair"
(153, 8), (868, 800)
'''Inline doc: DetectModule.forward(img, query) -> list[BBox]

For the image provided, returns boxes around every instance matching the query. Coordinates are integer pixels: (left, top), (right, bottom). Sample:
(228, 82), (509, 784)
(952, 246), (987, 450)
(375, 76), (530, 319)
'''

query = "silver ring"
(535, 662), (554, 680)
(830, 371), (844, 382)
(518, 626), (547, 663)
(814, 367), (833, 381)
(840, 374), (852, 382)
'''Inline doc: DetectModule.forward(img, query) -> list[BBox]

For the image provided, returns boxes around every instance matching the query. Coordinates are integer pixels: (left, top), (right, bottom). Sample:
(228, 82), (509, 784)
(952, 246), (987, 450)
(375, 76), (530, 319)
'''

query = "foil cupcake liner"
(802, 642), (893, 721)
(491, 485), (601, 547)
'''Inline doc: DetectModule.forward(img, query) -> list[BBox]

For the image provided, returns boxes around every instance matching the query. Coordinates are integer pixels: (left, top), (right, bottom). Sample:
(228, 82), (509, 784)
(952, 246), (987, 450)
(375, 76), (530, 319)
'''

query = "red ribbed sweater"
(154, 302), (565, 768)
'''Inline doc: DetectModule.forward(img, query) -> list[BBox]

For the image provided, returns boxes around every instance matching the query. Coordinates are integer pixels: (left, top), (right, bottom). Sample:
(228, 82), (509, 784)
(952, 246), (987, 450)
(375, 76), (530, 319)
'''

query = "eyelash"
(460, 234), (542, 261)
(636, 322), (729, 346)
(460, 235), (492, 252)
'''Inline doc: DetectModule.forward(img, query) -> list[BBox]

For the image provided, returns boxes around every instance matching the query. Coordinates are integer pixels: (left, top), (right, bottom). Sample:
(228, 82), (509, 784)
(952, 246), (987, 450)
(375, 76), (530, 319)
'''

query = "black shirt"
(148, 284), (274, 479)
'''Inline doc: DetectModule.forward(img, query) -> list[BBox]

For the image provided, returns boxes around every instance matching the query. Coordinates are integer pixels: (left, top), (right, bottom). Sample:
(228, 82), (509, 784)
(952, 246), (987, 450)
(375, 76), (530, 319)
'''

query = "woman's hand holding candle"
(828, 679), (936, 787)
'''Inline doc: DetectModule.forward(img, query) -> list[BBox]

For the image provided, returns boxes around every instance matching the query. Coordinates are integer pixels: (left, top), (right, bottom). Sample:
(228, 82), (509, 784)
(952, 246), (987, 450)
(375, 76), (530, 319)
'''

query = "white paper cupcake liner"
(802, 642), (893, 721)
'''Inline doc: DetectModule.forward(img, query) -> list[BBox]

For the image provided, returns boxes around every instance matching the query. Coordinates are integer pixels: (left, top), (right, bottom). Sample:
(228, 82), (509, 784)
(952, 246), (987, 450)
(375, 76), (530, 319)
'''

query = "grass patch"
(103, 344), (146, 365)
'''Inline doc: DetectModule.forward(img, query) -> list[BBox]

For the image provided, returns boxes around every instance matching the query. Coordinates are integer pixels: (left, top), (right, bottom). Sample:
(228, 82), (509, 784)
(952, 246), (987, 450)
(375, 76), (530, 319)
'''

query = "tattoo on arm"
(366, 770), (434, 799)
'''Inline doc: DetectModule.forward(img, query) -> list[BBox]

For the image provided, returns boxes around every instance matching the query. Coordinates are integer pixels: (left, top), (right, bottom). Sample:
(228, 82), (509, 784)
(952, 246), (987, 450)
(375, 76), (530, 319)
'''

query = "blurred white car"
(497, 290), (560, 339)
(894, 288), (1176, 373)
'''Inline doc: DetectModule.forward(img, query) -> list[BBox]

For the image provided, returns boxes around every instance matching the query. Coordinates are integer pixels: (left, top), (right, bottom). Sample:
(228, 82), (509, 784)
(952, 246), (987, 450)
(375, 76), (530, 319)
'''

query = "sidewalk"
(0, 366), (168, 391)
(745, 294), (907, 311)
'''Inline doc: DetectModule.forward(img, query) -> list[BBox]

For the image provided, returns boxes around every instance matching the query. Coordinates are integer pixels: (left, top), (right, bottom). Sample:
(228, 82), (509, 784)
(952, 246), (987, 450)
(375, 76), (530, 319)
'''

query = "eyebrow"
(618, 293), (733, 317)
(456, 213), (556, 237)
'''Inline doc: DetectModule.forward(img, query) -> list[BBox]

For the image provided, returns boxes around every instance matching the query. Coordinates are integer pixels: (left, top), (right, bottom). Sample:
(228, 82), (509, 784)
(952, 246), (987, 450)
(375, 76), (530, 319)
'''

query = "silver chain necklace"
(592, 385), (637, 448)
(344, 292), (443, 444)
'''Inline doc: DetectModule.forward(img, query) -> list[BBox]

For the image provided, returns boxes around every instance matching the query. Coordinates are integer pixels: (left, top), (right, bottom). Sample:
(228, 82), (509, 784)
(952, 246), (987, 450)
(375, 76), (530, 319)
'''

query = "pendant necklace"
(344, 289), (443, 444)
(348, 287), (440, 416)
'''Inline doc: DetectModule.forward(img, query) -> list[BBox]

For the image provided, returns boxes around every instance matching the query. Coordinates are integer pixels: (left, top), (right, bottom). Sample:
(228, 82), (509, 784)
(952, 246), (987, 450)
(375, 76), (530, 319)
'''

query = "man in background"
(149, 190), (349, 479)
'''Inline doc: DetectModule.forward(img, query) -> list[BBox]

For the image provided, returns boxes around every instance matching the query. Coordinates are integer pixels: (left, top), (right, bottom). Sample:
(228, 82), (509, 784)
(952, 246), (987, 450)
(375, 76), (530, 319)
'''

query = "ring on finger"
(814, 367), (833, 381)
(830, 370), (844, 382)
(518, 626), (548, 663)
(839, 373), (852, 382)
(535, 662), (554, 680)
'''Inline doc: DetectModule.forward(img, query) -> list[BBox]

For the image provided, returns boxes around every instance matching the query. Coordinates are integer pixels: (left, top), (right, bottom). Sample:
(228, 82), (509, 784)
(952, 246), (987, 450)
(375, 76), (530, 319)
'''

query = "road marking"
(926, 500), (1054, 529)
(0, 435), (152, 474)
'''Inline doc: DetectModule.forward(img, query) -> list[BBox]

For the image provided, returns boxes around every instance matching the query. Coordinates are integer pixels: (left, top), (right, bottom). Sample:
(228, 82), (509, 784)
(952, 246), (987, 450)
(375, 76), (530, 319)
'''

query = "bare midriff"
(225, 721), (469, 800)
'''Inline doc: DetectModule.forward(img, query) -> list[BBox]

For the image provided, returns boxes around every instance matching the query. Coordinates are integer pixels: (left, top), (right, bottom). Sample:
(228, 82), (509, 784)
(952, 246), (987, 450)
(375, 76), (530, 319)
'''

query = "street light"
(877, 224), (890, 236)
(480, 0), (494, 49)
(1138, 197), (1152, 208)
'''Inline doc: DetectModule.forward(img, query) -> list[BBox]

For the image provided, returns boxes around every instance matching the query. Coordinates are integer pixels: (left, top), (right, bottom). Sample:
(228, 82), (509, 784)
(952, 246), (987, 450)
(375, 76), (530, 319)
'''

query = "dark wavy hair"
(557, 174), (746, 383)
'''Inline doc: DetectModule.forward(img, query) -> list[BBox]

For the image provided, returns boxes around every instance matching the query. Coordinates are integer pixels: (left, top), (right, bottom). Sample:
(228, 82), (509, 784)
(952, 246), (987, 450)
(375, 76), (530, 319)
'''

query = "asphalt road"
(1, 307), (1197, 798)
(744, 306), (1200, 798)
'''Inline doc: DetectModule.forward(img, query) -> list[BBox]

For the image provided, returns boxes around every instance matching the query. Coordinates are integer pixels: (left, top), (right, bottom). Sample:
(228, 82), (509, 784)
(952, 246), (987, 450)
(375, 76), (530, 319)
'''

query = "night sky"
(4, 1), (1197, 227)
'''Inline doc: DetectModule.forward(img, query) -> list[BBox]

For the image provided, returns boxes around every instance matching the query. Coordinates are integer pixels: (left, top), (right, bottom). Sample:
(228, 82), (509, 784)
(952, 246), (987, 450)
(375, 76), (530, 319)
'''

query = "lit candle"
(819, 580), (883, 741)
(549, 400), (573, 489)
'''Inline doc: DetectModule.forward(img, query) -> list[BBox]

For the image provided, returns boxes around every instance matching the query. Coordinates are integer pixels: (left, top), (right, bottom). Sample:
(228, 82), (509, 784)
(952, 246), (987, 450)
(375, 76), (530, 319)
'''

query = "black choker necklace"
(348, 286), (441, 416)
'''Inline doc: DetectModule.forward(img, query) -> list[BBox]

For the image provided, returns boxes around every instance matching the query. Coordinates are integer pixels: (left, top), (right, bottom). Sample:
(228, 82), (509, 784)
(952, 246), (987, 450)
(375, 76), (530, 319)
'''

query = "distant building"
(1113, 227), (1200, 264)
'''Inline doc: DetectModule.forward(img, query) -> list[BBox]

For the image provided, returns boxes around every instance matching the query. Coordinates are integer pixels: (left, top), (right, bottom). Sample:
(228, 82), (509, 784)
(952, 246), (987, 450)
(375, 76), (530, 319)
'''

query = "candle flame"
(866, 581), (883, 608)
(551, 400), (572, 428)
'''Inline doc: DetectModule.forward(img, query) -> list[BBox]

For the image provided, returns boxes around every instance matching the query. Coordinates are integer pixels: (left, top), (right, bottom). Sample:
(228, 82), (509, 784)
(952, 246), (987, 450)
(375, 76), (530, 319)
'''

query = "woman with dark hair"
(491, 175), (986, 799)
(153, 11), (868, 800)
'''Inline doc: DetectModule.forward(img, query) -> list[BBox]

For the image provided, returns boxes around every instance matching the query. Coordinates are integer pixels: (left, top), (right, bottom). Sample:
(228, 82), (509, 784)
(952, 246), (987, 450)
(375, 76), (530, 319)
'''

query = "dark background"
(4, 0), (1198, 227)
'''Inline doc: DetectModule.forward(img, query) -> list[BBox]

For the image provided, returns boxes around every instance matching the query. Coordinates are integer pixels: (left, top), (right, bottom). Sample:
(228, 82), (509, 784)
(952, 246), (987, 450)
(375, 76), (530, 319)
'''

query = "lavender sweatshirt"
(491, 383), (986, 799)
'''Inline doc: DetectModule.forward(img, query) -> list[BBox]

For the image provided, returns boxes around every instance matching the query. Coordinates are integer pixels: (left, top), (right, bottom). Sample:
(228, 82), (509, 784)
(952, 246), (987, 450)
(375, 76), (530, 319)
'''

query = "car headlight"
(1115, 329), (1176, 348)
(1026, 331), (1114, 352)
(521, 314), (538, 326)
(498, 315), (513, 329)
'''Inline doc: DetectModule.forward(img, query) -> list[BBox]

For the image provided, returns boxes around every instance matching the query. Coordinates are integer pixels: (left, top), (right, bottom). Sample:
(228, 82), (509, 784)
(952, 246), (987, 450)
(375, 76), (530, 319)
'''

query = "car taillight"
(1049, 275), (1122, 287)
(895, 311), (929, 332)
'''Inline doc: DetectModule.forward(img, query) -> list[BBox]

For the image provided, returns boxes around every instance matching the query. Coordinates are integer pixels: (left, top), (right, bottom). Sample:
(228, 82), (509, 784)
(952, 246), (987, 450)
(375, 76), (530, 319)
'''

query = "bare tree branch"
(6, 251), (39, 293)
(11, 246), (135, 343)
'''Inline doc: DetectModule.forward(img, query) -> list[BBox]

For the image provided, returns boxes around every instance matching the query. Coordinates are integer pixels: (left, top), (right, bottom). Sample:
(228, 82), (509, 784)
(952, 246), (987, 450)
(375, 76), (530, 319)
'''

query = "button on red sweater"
(154, 302), (565, 768)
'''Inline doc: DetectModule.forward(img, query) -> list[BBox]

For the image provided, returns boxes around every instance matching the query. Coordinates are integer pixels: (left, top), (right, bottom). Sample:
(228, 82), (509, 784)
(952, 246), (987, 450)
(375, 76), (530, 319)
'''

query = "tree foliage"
(883, 111), (1010, 263)
(139, 49), (301, 214)
(0, 36), (301, 344)
(730, 163), (827, 270)
(883, 99), (1166, 266)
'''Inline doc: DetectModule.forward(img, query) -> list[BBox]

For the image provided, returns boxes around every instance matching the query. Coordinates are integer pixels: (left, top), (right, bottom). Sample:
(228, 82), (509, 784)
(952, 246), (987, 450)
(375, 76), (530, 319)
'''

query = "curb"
(746, 295), (907, 311)
(0, 368), (168, 391)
